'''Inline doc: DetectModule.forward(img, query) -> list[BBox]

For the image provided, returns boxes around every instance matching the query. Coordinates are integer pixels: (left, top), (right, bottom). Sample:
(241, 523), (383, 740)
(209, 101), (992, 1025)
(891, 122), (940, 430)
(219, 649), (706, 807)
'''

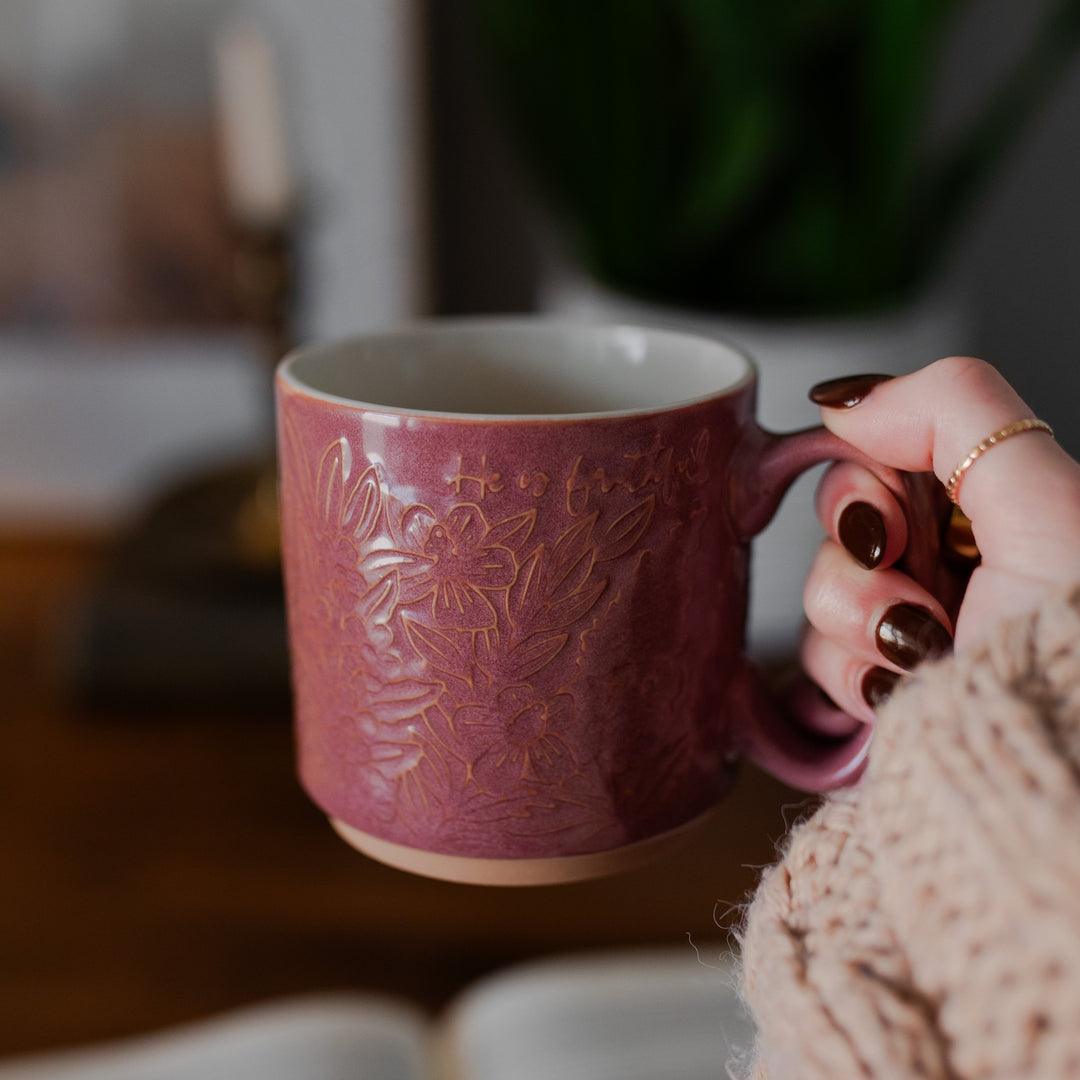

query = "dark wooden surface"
(0, 536), (806, 1058)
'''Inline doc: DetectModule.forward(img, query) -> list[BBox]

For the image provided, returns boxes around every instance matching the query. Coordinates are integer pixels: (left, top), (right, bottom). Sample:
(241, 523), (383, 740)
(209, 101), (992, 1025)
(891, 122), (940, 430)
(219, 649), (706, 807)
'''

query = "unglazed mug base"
(329, 808), (718, 886)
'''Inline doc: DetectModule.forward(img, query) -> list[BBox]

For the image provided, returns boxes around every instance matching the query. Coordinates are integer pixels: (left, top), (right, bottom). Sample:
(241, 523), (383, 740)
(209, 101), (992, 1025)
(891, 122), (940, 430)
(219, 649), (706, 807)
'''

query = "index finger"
(810, 356), (1080, 580)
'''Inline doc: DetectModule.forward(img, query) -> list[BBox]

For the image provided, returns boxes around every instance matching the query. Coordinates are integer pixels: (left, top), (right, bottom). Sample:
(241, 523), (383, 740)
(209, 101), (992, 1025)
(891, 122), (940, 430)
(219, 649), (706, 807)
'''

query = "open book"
(0, 947), (754, 1080)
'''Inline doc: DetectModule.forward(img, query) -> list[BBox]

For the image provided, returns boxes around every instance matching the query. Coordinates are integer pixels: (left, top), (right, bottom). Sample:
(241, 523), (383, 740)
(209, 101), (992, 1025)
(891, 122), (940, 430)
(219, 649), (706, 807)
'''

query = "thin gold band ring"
(946, 418), (1054, 506)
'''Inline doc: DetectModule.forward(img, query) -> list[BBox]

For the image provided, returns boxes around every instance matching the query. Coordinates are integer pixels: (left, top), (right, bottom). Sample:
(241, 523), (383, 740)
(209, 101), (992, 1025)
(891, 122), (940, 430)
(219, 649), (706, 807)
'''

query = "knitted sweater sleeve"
(739, 587), (1080, 1080)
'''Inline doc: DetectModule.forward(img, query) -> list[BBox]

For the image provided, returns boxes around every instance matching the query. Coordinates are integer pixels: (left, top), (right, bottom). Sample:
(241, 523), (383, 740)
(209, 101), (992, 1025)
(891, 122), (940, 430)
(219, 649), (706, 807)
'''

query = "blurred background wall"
(940, 0), (1080, 439)
(0, 0), (1077, 536)
(426, 0), (1080, 453)
(0, 0), (425, 529)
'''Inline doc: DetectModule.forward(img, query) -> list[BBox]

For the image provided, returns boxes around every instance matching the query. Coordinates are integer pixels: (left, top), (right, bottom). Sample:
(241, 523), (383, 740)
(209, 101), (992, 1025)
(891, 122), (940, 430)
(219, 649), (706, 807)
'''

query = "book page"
(440, 946), (754, 1080)
(0, 995), (430, 1080)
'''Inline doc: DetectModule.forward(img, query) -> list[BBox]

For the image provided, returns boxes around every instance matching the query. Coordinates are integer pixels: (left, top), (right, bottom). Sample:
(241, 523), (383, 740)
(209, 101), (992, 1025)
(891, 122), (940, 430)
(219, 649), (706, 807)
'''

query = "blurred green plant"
(469, 0), (1080, 315)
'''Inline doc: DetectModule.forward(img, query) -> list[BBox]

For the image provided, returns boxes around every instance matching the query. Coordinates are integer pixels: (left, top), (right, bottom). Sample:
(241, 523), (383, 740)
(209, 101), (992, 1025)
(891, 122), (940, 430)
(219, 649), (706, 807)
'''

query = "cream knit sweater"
(740, 587), (1080, 1079)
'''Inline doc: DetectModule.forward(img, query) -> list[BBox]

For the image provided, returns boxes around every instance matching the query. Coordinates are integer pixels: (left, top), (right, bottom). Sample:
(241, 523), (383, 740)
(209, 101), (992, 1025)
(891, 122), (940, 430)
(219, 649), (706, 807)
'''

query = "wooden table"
(0, 536), (805, 1058)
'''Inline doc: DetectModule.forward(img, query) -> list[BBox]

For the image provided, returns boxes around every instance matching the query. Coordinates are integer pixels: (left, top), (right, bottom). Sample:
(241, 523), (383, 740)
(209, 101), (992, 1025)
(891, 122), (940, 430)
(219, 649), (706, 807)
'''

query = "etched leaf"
(600, 495), (655, 561)
(403, 616), (466, 680)
(422, 703), (458, 750)
(551, 513), (597, 574)
(344, 464), (383, 542)
(508, 632), (568, 680)
(683, 428), (710, 484)
(482, 508), (537, 552)
(369, 740), (422, 768)
(549, 547), (595, 602)
(316, 437), (351, 529)
(359, 548), (433, 581)
(358, 573), (397, 623)
(508, 546), (544, 627)
(537, 579), (607, 631)
(368, 679), (443, 723)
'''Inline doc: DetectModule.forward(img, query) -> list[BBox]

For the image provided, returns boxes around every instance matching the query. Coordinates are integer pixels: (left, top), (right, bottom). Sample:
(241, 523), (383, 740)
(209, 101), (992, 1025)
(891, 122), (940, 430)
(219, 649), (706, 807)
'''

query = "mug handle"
(728, 423), (944, 791)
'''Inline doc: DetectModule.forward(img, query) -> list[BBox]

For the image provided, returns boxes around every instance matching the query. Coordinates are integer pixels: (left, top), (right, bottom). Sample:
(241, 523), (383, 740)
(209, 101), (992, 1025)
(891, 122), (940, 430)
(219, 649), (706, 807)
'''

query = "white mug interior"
(279, 319), (755, 420)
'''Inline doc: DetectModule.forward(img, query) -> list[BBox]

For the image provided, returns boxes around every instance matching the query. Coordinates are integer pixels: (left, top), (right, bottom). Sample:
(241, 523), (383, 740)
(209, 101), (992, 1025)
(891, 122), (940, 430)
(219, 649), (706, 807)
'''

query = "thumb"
(809, 356), (1080, 582)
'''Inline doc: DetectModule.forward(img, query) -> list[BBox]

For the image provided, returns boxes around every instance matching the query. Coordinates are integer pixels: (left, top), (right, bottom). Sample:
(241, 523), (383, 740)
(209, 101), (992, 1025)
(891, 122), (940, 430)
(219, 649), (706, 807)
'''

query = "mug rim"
(276, 316), (758, 424)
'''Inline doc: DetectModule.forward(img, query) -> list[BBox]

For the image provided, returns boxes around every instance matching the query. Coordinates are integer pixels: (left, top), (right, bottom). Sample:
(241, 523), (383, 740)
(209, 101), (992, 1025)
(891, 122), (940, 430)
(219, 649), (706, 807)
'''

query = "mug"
(276, 320), (937, 885)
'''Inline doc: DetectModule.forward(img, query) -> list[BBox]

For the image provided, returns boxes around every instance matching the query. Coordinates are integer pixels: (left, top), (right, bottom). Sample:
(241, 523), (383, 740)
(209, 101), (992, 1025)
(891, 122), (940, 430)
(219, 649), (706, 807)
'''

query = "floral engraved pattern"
(363, 503), (519, 632)
(281, 414), (717, 854)
(456, 686), (576, 795)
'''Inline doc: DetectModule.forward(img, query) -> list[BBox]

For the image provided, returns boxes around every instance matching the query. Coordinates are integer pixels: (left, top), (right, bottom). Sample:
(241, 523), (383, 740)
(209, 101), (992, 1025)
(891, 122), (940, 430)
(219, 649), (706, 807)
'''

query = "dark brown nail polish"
(876, 603), (952, 670)
(862, 666), (900, 710)
(809, 374), (893, 408)
(839, 501), (886, 569)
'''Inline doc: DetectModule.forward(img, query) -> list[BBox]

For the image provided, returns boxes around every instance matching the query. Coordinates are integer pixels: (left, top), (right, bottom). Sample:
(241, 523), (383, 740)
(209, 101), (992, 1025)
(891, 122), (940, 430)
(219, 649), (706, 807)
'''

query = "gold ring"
(946, 418), (1054, 505)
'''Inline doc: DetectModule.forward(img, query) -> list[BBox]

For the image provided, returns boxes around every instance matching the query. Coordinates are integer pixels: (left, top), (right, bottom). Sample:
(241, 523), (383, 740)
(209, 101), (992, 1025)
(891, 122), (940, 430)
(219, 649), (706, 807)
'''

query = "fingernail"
(862, 666), (900, 710)
(809, 374), (893, 408)
(838, 501), (886, 570)
(876, 603), (952, 670)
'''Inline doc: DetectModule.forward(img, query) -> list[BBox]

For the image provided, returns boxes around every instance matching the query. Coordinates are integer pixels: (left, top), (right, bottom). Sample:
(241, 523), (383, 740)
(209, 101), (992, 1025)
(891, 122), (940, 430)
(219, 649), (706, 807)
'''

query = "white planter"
(541, 270), (972, 657)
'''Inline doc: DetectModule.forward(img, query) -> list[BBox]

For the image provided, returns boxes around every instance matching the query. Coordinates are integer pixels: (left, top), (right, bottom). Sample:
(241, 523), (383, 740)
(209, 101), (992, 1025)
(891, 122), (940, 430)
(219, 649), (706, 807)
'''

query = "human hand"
(802, 356), (1080, 720)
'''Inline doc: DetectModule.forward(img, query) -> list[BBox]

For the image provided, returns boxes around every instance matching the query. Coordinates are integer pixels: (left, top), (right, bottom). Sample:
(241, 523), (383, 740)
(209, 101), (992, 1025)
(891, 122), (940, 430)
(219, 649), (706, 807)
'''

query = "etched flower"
(455, 685), (576, 795)
(363, 503), (517, 632)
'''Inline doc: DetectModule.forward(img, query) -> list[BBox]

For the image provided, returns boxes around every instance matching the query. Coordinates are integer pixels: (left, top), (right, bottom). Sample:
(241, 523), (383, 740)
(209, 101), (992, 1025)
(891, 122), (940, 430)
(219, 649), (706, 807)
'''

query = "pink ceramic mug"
(276, 320), (937, 885)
